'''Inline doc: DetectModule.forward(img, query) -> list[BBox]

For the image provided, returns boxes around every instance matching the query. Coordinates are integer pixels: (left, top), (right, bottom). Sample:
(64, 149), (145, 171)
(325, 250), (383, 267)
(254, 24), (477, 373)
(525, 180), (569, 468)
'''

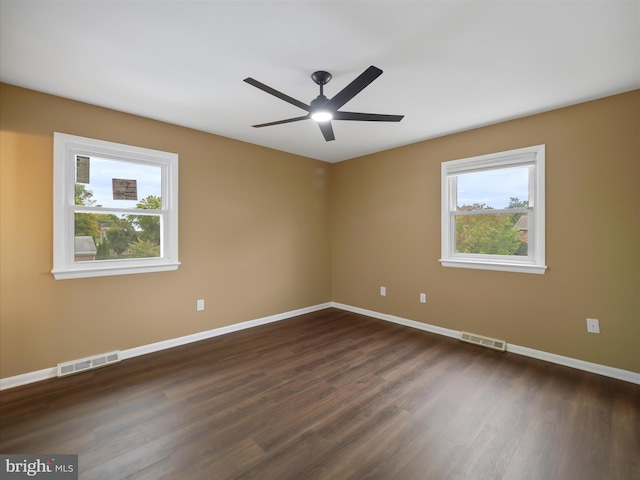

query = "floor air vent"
(460, 332), (506, 352)
(57, 351), (121, 377)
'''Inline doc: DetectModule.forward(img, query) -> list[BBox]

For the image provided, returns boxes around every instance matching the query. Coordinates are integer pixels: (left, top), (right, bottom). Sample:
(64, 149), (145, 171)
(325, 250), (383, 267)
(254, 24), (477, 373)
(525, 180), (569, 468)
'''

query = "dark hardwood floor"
(1, 308), (639, 479)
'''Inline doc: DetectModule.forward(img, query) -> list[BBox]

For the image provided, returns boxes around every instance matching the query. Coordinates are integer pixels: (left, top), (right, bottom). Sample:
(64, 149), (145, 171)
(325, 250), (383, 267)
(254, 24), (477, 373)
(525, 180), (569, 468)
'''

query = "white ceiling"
(1, 1), (638, 163)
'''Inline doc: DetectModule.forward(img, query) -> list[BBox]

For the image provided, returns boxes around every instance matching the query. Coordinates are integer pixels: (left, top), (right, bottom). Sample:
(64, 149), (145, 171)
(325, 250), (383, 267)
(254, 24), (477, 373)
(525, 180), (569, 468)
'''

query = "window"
(53, 133), (179, 279)
(440, 144), (546, 274)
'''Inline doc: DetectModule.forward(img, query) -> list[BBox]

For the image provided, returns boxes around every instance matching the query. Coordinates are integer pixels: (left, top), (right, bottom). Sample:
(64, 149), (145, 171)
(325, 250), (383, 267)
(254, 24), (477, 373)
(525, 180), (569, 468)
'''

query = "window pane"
(75, 156), (162, 209)
(455, 213), (528, 256)
(456, 166), (529, 210)
(74, 212), (161, 262)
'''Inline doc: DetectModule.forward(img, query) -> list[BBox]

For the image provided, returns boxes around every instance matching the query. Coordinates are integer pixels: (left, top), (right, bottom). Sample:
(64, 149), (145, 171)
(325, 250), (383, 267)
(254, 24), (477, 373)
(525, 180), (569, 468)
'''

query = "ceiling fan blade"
(318, 121), (335, 142)
(244, 77), (311, 112)
(323, 66), (383, 112)
(251, 115), (310, 128)
(334, 112), (404, 122)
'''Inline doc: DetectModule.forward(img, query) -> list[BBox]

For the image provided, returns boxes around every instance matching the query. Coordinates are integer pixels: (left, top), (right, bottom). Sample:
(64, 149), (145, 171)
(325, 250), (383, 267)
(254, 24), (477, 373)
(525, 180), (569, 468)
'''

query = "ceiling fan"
(244, 66), (404, 142)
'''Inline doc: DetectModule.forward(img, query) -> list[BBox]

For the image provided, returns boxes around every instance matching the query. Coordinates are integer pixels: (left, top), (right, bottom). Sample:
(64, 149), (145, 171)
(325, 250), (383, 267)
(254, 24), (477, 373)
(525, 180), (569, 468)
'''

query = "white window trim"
(440, 144), (546, 274)
(52, 133), (180, 280)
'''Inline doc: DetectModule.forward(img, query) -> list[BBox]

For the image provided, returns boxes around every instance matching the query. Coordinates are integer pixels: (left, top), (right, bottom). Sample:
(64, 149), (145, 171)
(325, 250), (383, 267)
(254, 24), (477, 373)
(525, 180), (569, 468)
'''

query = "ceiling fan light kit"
(244, 66), (404, 142)
(311, 110), (332, 122)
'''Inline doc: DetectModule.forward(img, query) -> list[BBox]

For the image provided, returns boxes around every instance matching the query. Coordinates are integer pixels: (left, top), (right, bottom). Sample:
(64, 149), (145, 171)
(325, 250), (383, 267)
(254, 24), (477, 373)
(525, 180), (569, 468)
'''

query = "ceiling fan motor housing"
(311, 95), (329, 108)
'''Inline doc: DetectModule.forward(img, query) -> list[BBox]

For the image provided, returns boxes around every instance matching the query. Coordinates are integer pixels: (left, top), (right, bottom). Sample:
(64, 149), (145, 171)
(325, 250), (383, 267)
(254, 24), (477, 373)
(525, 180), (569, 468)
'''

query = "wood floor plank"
(1, 308), (639, 480)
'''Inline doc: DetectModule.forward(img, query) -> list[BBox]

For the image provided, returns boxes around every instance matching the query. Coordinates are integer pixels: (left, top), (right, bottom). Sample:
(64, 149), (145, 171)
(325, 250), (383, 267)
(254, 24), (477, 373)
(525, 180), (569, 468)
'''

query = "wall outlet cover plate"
(586, 318), (600, 333)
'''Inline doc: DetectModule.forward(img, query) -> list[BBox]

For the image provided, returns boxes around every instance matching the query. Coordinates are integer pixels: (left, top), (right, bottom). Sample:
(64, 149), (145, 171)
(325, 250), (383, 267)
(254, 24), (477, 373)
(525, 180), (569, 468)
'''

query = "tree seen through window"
(74, 184), (161, 260)
(455, 197), (528, 256)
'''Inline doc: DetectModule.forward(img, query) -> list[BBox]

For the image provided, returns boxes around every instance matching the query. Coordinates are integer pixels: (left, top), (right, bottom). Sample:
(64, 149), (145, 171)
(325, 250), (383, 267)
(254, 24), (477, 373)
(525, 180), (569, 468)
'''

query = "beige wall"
(0, 84), (332, 378)
(2, 84), (638, 380)
(331, 90), (640, 373)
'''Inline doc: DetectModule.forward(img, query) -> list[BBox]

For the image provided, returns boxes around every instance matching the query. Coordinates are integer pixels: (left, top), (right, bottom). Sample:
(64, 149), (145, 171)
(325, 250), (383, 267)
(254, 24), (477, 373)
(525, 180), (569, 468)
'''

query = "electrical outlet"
(197, 299), (205, 311)
(586, 318), (600, 334)
(420, 293), (427, 303)
(380, 286), (386, 296)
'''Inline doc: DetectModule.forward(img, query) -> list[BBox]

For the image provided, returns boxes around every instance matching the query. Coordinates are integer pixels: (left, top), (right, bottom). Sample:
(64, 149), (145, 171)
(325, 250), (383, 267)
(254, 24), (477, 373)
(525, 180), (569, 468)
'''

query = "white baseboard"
(332, 302), (460, 339)
(0, 302), (331, 390)
(506, 344), (640, 385)
(121, 302), (331, 360)
(0, 367), (58, 391)
(3, 301), (638, 389)
(330, 302), (640, 385)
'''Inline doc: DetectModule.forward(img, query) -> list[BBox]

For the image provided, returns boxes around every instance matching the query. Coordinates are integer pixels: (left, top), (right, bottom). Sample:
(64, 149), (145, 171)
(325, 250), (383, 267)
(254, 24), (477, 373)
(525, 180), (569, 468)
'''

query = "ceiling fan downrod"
(310, 71), (333, 118)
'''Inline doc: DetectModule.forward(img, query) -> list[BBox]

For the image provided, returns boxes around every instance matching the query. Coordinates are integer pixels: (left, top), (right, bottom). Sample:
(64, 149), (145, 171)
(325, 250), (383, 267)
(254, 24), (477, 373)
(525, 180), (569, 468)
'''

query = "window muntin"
(53, 133), (179, 279)
(440, 145), (546, 274)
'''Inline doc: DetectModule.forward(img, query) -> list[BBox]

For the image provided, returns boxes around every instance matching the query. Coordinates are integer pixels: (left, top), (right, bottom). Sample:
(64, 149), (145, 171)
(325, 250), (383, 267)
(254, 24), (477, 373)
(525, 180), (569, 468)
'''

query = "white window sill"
(439, 259), (547, 274)
(52, 262), (180, 280)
